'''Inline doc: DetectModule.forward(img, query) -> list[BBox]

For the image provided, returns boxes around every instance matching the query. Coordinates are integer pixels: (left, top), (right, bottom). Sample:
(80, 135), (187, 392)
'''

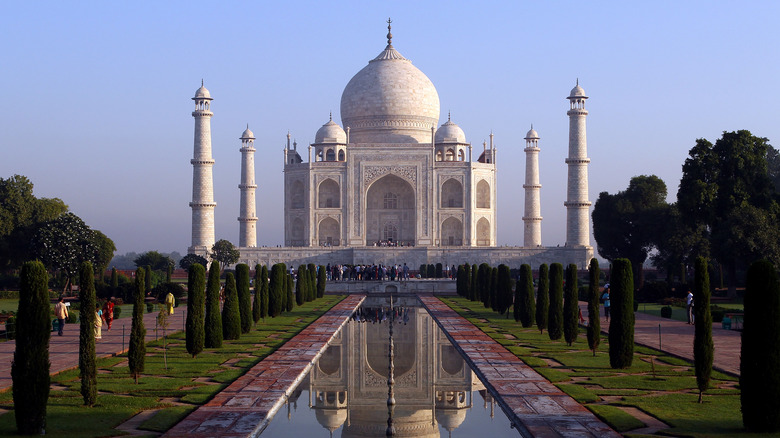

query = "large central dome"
(340, 34), (440, 144)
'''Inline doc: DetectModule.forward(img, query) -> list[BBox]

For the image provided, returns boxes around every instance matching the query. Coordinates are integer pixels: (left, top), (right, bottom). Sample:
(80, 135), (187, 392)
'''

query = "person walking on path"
(54, 296), (68, 336)
(95, 305), (103, 340)
(686, 289), (694, 324)
(601, 285), (611, 323)
(165, 292), (175, 315)
(102, 298), (114, 331)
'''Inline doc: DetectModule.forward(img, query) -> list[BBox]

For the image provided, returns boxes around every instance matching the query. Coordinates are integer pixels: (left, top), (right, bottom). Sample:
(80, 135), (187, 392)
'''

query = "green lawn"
(0, 295), (345, 436)
(637, 303), (744, 323)
(439, 296), (749, 438)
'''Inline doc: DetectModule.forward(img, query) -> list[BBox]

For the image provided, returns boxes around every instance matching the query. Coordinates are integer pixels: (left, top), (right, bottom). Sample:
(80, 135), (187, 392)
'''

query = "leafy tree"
(211, 239), (240, 269)
(235, 264), (252, 334)
(186, 264), (205, 358)
(128, 267), (146, 383)
(586, 258), (601, 356)
(608, 259), (634, 369)
(268, 263), (285, 317)
(536, 264), (549, 334)
(693, 256), (713, 403)
(678, 131), (779, 294)
(204, 261), (222, 348)
(592, 175), (669, 287)
(221, 273), (241, 340)
(317, 265), (326, 298)
(496, 264), (512, 316)
(180, 253), (208, 271)
(295, 265), (306, 306)
(91, 230), (116, 284)
(78, 262), (97, 406)
(547, 263), (564, 341)
(134, 250), (174, 272)
(741, 260), (780, 432)
(517, 264), (535, 327)
(12, 261), (50, 434)
(651, 204), (709, 283)
(32, 212), (97, 292)
(563, 264), (579, 346)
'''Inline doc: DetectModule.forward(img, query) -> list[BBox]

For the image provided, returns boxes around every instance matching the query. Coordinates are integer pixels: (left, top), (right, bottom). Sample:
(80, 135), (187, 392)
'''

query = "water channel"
(259, 296), (520, 437)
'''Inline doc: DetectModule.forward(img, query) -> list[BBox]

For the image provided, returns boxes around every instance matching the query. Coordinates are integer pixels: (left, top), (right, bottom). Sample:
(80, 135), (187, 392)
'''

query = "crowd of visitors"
(351, 305), (411, 325)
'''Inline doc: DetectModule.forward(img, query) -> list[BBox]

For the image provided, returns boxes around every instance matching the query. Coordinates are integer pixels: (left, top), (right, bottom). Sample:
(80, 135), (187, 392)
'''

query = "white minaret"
(188, 81), (217, 256)
(565, 80), (592, 247)
(523, 125), (542, 247)
(238, 125), (258, 247)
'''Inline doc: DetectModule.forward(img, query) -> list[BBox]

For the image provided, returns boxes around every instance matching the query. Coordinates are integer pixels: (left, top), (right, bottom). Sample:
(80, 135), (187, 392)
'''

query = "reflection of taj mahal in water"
(188, 21), (594, 269)
(281, 297), (492, 437)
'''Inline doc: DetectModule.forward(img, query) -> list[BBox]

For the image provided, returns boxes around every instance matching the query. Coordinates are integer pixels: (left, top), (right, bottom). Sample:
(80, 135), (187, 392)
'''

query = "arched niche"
(440, 217), (463, 246)
(476, 179), (490, 209)
(441, 178), (463, 208)
(318, 179), (340, 208)
(365, 174), (415, 245)
(326, 149), (335, 161)
(318, 217), (340, 246)
(445, 148), (455, 161)
(476, 217), (490, 247)
(291, 180), (305, 209)
(338, 150), (345, 161)
(291, 217), (305, 245)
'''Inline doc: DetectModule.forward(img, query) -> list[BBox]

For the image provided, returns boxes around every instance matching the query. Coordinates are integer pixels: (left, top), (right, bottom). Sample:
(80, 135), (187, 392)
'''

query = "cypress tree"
(608, 258), (634, 369)
(144, 265), (152, 295)
(490, 267), (499, 311)
(693, 256), (713, 403)
(419, 264), (427, 279)
(252, 264), (262, 326)
(186, 263), (205, 358)
(586, 258), (601, 356)
(268, 263), (285, 317)
(286, 274), (294, 311)
(235, 264), (252, 334)
(477, 263), (490, 307)
(260, 265), (269, 319)
(204, 261), (223, 348)
(110, 267), (119, 290)
(307, 263), (317, 301)
(317, 265), (326, 298)
(470, 264), (478, 301)
(221, 273), (241, 340)
(547, 263), (564, 341)
(12, 261), (50, 434)
(563, 264), (580, 346)
(436, 263), (443, 278)
(497, 264), (511, 315)
(295, 265), (306, 306)
(166, 265), (172, 283)
(457, 265), (466, 297)
(536, 264), (549, 334)
(79, 262), (97, 407)
(128, 267), (146, 383)
(517, 264), (535, 327)
(741, 259), (780, 432)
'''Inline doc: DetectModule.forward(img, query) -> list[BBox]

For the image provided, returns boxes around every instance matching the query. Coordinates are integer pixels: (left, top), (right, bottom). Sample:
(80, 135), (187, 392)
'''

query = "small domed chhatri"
(240, 125), (255, 140)
(569, 79), (587, 99)
(314, 114), (347, 144)
(194, 80), (212, 100)
(525, 125), (539, 140)
(435, 114), (467, 144)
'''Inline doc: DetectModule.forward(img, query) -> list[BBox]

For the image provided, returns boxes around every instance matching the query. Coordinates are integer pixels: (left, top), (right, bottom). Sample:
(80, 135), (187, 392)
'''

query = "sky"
(2, 1), (779, 255)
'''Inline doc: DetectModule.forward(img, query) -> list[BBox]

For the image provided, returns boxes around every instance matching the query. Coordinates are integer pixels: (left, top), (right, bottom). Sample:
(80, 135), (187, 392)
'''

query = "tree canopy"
(179, 253), (208, 271)
(32, 213), (100, 286)
(134, 251), (174, 272)
(211, 239), (240, 268)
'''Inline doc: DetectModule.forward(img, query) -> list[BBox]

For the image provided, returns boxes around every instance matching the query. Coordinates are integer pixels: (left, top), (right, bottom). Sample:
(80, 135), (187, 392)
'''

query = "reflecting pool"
(260, 296), (520, 437)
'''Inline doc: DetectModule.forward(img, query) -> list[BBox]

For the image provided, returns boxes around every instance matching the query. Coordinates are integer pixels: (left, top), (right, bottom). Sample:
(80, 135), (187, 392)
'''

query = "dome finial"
(576, 78), (579, 86)
(201, 79), (204, 87)
(448, 110), (451, 122)
(386, 18), (393, 46)
(329, 111), (332, 121)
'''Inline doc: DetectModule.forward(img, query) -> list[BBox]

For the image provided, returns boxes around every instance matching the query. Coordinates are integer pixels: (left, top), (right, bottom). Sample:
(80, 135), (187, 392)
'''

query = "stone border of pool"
(164, 294), (365, 438)
(419, 296), (621, 438)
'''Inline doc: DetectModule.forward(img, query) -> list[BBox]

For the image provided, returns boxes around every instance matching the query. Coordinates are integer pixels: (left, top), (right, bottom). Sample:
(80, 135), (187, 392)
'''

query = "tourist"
(103, 298), (114, 331)
(95, 304), (103, 340)
(54, 296), (68, 336)
(165, 291), (175, 315)
(686, 290), (694, 324)
(403, 263), (409, 281)
(600, 285), (610, 323)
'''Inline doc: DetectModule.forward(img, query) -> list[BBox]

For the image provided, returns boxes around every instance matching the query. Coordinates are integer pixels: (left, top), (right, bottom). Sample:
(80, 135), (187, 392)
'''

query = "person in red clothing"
(102, 298), (115, 331)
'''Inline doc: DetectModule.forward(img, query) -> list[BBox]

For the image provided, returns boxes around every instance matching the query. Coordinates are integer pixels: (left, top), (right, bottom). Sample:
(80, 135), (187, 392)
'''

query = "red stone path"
(420, 296), (621, 438)
(163, 294), (365, 438)
(580, 301), (741, 376)
(0, 307), (188, 391)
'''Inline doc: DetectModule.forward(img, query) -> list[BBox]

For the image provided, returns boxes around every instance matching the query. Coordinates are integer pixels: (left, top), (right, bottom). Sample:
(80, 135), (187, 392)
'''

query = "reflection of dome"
(315, 117), (347, 144)
(435, 116), (466, 144)
(315, 408), (347, 432)
(340, 33), (440, 144)
(436, 409), (467, 432)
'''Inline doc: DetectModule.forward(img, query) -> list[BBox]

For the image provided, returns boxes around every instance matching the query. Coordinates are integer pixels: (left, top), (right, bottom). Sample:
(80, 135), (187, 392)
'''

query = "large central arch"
(365, 174), (416, 245)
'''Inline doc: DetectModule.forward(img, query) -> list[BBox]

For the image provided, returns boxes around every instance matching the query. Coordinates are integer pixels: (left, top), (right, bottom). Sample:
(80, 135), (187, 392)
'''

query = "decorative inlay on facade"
(363, 165), (417, 187)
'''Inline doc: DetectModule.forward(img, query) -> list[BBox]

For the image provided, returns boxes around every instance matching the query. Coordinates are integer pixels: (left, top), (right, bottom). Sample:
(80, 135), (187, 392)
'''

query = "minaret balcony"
(238, 184), (258, 189)
(237, 217), (258, 222)
(564, 158), (591, 164)
(191, 110), (214, 117)
(189, 201), (217, 208)
(191, 158), (215, 165)
(563, 200), (592, 207)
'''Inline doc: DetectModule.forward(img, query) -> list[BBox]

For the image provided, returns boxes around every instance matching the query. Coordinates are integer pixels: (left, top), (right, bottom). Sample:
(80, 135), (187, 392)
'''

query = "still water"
(260, 296), (520, 437)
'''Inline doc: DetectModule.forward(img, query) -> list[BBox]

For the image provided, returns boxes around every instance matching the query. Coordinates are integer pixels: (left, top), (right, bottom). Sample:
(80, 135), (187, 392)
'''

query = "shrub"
(741, 259), (780, 432)
(547, 263), (564, 341)
(427, 264), (435, 279)
(146, 303), (154, 313)
(660, 306), (673, 318)
(12, 261), (50, 434)
(536, 264), (549, 334)
(204, 261), (222, 349)
(113, 307), (122, 319)
(435, 263), (443, 278)
(235, 264), (252, 334)
(268, 264), (285, 317)
(637, 280), (670, 303)
(128, 267), (146, 383)
(186, 264), (205, 358)
(221, 273), (241, 341)
(608, 259), (634, 369)
(563, 264), (579, 346)
(78, 262), (97, 407)
(710, 305), (726, 323)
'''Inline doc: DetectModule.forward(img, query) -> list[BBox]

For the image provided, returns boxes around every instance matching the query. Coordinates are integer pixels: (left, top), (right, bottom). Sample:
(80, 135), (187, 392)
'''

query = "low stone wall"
(236, 245), (594, 270)
(325, 279), (456, 295)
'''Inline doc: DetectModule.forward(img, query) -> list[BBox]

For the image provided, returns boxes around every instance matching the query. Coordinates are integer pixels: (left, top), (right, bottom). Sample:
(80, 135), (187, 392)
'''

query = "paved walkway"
(0, 306), (188, 391)
(580, 302), (741, 376)
(163, 295), (365, 438)
(422, 296), (621, 437)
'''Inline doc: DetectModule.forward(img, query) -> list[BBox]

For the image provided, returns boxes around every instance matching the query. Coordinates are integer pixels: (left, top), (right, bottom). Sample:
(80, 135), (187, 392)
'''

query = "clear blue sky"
(2, 1), (778, 255)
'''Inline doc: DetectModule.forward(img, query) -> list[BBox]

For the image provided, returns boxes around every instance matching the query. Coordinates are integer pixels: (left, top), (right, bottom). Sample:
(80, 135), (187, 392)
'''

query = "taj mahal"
(187, 21), (594, 269)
